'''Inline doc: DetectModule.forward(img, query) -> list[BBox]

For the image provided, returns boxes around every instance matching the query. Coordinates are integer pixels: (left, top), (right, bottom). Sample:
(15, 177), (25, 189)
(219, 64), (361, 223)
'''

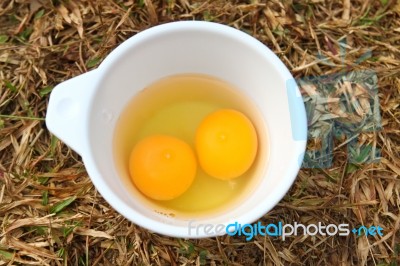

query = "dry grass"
(0, 0), (399, 265)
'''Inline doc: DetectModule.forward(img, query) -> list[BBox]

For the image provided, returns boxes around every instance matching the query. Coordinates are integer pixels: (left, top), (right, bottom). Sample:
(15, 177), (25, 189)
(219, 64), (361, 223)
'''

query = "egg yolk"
(129, 135), (197, 201)
(195, 109), (258, 180)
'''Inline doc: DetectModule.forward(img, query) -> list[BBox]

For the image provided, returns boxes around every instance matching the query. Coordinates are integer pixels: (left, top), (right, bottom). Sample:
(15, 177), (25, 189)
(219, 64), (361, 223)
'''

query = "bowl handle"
(46, 70), (98, 156)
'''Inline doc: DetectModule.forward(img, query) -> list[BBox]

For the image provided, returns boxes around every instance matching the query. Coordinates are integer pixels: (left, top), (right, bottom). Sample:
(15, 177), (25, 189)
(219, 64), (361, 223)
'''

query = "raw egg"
(129, 135), (197, 200)
(195, 109), (258, 180)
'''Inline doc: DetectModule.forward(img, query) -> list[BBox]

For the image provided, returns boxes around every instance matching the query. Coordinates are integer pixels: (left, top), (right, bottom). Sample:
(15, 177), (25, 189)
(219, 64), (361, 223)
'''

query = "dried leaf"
(69, 3), (83, 38)
(57, 5), (71, 24)
(74, 228), (114, 239)
(8, 237), (59, 260)
(357, 237), (369, 266)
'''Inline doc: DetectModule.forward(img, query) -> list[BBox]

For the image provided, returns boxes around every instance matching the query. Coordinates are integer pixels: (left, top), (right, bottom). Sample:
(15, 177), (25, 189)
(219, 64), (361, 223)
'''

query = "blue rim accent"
(286, 79), (307, 141)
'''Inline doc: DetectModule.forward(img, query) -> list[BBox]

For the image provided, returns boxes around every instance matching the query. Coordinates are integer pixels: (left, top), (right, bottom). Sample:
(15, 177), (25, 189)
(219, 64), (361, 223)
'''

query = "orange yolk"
(129, 135), (197, 200)
(195, 109), (258, 180)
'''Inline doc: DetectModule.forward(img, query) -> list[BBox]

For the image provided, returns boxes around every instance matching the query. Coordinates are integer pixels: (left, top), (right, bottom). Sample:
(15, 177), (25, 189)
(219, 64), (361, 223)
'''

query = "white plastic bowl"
(46, 21), (307, 238)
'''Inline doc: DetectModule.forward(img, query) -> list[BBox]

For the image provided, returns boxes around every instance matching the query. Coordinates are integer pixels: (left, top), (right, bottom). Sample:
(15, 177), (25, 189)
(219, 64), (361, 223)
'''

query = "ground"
(0, 0), (399, 265)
